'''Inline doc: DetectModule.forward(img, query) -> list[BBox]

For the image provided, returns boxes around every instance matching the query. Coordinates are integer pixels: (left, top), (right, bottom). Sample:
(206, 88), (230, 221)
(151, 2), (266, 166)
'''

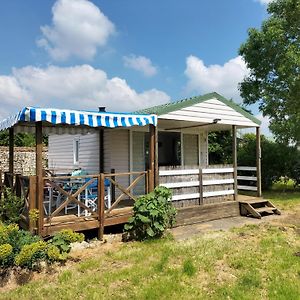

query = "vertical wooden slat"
(232, 125), (238, 201)
(256, 127), (262, 197)
(9, 127), (14, 174)
(29, 176), (37, 233)
(198, 168), (203, 205)
(111, 168), (115, 202)
(98, 174), (105, 240)
(36, 122), (44, 235)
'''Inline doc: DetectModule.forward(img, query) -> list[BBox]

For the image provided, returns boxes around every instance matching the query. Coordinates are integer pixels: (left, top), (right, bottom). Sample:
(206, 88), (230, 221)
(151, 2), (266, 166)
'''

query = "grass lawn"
(1, 192), (299, 300)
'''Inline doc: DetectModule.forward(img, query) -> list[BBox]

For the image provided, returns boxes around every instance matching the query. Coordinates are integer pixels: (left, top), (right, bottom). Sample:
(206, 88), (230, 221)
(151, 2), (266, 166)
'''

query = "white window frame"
(73, 138), (80, 165)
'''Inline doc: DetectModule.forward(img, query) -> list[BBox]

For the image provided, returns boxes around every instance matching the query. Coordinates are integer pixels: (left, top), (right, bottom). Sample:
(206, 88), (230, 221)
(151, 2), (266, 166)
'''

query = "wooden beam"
(256, 127), (262, 197)
(36, 122), (44, 235)
(9, 127), (14, 174)
(29, 176), (37, 233)
(98, 173), (105, 240)
(154, 125), (158, 187)
(232, 125), (237, 201)
(149, 124), (156, 191)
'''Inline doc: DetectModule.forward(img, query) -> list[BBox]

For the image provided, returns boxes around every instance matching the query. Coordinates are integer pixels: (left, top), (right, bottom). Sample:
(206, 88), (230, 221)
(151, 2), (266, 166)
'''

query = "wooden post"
(99, 129), (104, 173)
(9, 127), (14, 174)
(232, 125), (238, 201)
(29, 176), (37, 233)
(149, 124), (157, 191)
(199, 168), (203, 205)
(98, 174), (105, 240)
(154, 126), (158, 187)
(256, 127), (262, 197)
(111, 168), (115, 202)
(36, 122), (44, 235)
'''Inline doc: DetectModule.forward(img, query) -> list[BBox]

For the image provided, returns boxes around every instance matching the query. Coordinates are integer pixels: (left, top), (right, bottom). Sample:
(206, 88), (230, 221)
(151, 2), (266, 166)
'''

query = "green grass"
(1, 186), (299, 300)
(1, 221), (299, 300)
(263, 183), (300, 210)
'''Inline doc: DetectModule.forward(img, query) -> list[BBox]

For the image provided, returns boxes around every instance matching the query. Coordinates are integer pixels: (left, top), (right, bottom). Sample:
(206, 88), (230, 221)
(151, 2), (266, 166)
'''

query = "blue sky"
(0, 0), (272, 133)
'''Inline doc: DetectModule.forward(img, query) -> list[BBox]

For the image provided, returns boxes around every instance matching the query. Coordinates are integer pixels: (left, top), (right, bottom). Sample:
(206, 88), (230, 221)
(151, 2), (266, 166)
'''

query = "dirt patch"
(214, 259), (237, 284)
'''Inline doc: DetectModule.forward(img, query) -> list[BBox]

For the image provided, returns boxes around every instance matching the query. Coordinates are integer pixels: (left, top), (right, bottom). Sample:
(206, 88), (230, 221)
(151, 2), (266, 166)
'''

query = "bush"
(0, 243), (13, 268)
(0, 223), (82, 270)
(15, 241), (47, 269)
(50, 229), (85, 254)
(238, 134), (300, 190)
(124, 186), (176, 241)
(0, 188), (24, 224)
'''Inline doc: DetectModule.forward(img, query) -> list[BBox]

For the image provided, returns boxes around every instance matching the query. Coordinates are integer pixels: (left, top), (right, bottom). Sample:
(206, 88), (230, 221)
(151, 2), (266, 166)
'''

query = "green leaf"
(146, 227), (155, 237)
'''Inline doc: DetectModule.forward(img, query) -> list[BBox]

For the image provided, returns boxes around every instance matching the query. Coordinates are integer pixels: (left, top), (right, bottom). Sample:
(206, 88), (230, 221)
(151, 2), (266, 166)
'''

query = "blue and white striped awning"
(0, 107), (157, 133)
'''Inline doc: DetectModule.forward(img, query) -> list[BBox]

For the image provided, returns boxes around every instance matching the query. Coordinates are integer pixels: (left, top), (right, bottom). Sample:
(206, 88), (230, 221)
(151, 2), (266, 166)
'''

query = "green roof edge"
(136, 92), (261, 126)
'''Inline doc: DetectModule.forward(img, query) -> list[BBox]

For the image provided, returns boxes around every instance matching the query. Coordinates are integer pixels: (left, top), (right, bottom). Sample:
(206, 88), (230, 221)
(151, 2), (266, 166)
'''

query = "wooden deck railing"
(159, 165), (235, 207)
(237, 166), (258, 192)
(0, 169), (150, 237)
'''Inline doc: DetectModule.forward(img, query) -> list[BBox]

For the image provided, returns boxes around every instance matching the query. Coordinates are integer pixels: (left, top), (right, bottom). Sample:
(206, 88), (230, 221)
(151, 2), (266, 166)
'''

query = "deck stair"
(239, 197), (281, 219)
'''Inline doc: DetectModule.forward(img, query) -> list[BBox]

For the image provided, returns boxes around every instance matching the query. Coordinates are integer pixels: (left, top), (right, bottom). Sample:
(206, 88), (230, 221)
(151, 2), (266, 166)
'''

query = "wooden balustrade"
(0, 169), (150, 238)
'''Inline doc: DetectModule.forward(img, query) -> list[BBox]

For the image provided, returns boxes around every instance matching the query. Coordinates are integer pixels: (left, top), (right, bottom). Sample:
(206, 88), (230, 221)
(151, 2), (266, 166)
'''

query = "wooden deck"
(175, 201), (240, 227)
(42, 206), (133, 236)
(42, 196), (267, 235)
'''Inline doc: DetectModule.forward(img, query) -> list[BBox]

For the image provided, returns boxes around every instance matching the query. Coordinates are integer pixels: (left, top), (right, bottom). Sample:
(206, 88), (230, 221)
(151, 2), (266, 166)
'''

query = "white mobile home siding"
(199, 132), (208, 166)
(132, 131), (146, 195)
(48, 133), (99, 174)
(159, 98), (258, 127)
(104, 129), (130, 190)
(183, 134), (199, 166)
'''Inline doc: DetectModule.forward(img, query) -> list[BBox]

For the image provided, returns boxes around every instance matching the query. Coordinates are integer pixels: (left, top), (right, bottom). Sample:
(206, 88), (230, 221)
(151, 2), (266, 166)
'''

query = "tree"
(239, 0), (300, 144)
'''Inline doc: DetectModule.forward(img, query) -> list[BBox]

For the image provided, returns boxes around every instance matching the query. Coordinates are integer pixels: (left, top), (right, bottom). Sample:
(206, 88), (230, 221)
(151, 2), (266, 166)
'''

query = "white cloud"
(37, 0), (115, 61)
(0, 64), (170, 120)
(255, 0), (273, 5)
(0, 76), (32, 119)
(123, 55), (157, 77)
(256, 114), (272, 137)
(184, 55), (249, 102)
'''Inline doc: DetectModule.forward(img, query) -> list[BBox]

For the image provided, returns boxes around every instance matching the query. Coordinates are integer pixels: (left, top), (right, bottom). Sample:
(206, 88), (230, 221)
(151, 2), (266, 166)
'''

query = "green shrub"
(0, 243), (13, 268)
(0, 224), (83, 270)
(0, 188), (24, 224)
(0, 223), (41, 256)
(50, 229), (85, 254)
(124, 186), (176, 241)
(46, 244), (67, 262)
(238, 133), (300, 190)
(15, 241), (47, 269)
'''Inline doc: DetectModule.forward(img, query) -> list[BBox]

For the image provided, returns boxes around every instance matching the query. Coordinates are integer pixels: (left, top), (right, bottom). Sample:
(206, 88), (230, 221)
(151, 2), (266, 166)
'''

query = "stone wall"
(0, 146), (48, 175)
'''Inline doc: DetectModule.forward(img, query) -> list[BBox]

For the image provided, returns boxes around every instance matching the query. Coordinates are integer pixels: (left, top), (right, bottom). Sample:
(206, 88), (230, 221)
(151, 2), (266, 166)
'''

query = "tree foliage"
(0, 130), (48, 146)
(238, 133), (300, 189)
(239, 0), (300, 143)
(208, 131), (232, 164)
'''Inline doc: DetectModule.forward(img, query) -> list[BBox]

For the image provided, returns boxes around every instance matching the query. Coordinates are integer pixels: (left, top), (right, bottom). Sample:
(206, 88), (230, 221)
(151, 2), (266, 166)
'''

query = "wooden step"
(239, 199), (268, 204)
(256, 207), (276, 213)
(239, 199), (281, 218)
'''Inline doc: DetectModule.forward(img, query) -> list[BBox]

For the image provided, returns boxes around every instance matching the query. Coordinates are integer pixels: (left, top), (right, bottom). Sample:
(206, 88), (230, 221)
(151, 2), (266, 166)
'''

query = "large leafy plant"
(124, 186), (176, 241)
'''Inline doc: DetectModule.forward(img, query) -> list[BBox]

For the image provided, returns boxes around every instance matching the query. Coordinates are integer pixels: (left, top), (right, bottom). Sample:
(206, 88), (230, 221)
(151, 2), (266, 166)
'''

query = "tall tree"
(239, 0), (300, 144)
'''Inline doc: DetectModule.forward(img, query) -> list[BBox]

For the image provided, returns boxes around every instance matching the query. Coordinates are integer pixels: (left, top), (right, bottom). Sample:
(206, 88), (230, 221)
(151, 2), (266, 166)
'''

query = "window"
(73, 139), (79, 165)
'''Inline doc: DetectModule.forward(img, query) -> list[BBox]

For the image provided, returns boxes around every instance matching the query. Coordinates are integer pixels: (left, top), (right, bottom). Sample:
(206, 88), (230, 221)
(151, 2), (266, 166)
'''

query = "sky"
(0, 0), (273, 134)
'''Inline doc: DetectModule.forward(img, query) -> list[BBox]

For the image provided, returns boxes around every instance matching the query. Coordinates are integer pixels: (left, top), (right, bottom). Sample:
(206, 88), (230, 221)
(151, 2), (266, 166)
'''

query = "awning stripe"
(0, 107), (158, 131)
